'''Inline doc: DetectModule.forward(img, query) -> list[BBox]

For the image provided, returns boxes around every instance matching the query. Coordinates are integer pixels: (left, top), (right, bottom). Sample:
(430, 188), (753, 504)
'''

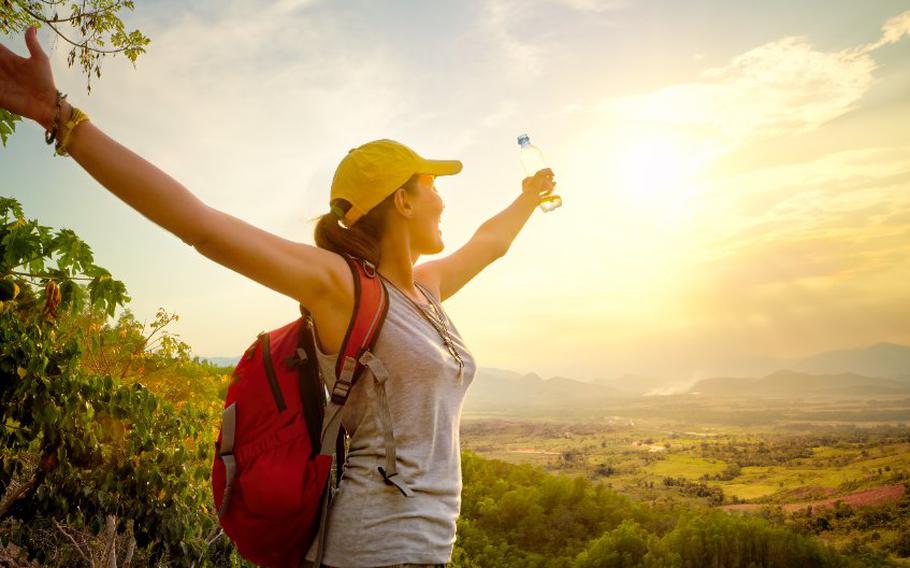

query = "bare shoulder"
(301, 248), (354, 313)
(300, 250), (355, 356)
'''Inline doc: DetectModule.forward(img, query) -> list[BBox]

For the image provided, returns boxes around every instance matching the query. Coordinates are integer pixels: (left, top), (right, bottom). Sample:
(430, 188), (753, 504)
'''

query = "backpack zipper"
(258, 332), (287, 411)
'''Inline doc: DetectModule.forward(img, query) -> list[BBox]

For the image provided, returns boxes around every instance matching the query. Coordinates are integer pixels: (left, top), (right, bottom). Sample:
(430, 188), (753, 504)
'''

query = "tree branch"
(20, 0), (124, 24)
(0, 471), (37, 518)
(53, 518), (94, 567)
(8, 270), (94, 282)
(103, 514), (117, 568)
(12, 0), (133, 55)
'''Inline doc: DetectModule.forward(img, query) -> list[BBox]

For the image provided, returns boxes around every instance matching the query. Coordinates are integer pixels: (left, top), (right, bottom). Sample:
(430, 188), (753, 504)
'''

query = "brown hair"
(313, 174), (420, 266)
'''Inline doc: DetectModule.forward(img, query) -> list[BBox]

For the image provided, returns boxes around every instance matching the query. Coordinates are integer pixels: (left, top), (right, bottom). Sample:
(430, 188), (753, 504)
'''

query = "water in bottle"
(517, 133), (562, 212)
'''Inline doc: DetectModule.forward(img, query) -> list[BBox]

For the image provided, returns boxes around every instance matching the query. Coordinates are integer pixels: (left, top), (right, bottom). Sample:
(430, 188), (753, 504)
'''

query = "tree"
(0, 198), (233, 566)
(574, 520), (653, 568)
(74, 305), (192, 381)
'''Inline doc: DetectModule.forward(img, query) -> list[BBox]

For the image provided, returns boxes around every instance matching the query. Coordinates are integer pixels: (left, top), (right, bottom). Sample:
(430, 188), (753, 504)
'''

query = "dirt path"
(509, 448), (561, 455)
(721, 484), (905, 513)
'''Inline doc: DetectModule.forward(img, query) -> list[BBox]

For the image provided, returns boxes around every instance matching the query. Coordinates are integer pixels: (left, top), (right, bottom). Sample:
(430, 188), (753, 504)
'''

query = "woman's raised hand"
(521, 167), (557, 200)
(0, 26), (58, 130)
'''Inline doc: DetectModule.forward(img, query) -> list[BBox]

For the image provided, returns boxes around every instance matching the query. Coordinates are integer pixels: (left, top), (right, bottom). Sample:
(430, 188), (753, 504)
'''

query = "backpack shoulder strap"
(329, 253), (389, 405)
(296, 254), (389, 447)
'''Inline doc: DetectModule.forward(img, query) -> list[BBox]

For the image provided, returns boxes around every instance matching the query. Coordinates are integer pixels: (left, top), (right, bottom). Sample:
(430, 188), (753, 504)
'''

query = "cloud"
(599, 38), (876, 146)
(597, 9), (910, 155)
(556, 0), (625, 13)
(554, 10), (910, 376)
(855, 9), (910, 54)
(668, 146), (910, 353)
(480, 0), (623, 77)
(51, 0), (411, 223)
(696, 146), (910, 253)
(481, 0), (545, 76)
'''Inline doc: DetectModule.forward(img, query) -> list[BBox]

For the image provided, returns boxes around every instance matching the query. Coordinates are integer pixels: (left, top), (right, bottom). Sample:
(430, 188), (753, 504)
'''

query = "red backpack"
(211, 253), (403, 567)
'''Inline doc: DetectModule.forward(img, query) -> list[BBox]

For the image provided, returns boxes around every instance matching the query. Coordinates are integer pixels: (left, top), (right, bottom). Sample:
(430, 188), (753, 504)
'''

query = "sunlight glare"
(605, 129), (705, 227)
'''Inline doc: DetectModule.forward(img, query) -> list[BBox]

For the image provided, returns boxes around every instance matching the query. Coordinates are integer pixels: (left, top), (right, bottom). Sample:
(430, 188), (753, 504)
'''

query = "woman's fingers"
(521, 169), (557, 198)
(24, 26), (47, 61)
(0, 26), (57, 125)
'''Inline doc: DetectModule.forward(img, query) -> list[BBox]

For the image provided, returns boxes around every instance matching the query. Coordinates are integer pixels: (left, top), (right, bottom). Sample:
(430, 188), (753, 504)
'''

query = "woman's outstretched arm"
(1, 26), (345, 307)
(414, 168), (555, 302)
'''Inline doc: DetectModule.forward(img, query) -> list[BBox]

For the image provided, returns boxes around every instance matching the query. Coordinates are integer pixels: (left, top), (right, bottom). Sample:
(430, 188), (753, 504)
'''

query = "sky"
(2, 0), (909, 384)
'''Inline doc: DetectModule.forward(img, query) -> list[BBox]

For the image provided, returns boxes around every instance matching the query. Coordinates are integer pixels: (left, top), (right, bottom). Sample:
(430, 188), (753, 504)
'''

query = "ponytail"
(313, 206), (383, 266)
(312, 174), (419, 267)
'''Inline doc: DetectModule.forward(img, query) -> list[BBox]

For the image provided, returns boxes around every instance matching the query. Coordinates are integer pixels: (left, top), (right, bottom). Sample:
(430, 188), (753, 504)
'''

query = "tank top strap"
(414, 280), (443, 311)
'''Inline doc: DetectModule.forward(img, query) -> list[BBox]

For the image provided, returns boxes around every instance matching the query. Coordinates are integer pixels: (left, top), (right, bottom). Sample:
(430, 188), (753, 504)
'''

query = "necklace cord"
(378, 274), (465, 372)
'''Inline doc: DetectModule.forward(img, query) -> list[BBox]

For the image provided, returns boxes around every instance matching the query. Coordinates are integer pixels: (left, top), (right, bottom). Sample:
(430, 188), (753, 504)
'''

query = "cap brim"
(418, 158), (463, 176)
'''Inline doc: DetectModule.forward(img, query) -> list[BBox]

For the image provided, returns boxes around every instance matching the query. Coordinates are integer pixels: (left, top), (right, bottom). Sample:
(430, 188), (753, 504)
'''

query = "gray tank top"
(304, 276), (477, 567)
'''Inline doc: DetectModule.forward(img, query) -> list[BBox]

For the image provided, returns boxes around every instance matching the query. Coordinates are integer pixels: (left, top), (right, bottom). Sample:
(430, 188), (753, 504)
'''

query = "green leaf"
(52, 228), (95, 273)
(0, 197), (25, 222)
(0, 110), (21, 147)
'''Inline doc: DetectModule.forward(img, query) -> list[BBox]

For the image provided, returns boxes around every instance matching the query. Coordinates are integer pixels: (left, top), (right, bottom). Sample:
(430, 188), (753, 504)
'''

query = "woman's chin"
(425, 237), (444, 255)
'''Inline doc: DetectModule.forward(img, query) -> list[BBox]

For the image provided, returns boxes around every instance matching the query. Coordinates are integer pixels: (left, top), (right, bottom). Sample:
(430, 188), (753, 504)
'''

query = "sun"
(605, 129), (705, 222)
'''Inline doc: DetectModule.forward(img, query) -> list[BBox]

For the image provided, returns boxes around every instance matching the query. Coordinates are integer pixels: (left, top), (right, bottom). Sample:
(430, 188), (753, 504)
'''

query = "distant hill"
(792, 342), (910, 380)
(463, 367), (629, 415)
(195, 341), (910, 406)
(687, 370), (910, 399)
(197, 356), (241, 368)
(584, 342), (910, 395)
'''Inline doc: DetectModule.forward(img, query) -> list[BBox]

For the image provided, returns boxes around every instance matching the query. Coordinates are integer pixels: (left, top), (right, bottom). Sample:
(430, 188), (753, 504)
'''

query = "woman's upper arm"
(414, 230), (506, 303)
(191, 206), (348, 306)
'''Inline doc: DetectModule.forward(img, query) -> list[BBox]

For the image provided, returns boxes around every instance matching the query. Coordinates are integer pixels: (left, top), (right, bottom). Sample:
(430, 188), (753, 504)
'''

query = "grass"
(643, 454), (729, 479)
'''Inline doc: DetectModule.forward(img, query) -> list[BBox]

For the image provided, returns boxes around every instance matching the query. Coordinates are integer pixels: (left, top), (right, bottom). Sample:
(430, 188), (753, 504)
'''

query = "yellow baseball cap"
(330, 139), (463, 227)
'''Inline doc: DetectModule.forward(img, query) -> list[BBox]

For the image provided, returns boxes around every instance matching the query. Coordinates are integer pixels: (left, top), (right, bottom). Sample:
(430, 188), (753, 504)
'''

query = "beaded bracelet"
(43, 90), (67, 145)
(54, 107), (90, 157)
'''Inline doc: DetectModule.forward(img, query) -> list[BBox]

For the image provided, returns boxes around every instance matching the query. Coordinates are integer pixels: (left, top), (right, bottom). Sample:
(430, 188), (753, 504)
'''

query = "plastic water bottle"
(517, 134), (562, 212)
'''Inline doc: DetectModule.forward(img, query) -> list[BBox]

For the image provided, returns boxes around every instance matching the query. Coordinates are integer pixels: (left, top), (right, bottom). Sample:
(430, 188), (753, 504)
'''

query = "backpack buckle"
(284, 347), (309, 370)
(330, 355), (357, 404)
(361, 259), (376, 278)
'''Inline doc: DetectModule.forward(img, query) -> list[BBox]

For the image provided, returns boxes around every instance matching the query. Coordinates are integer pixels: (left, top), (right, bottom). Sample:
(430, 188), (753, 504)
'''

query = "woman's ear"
(393, 186), (414, 220)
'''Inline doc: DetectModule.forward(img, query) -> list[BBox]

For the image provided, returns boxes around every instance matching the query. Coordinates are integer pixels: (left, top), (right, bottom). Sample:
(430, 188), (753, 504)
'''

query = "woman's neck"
(377, 230), (423, 301)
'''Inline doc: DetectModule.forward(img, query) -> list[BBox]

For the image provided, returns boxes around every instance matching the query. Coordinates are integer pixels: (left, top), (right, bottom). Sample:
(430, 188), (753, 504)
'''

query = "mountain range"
(590, 342), (910, 396)
(791, 342), (910, 379)
(197, 342), (910, 408)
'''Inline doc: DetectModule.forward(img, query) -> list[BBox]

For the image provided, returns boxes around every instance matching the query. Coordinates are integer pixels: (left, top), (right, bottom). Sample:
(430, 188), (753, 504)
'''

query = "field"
(460, 393), (910, 563)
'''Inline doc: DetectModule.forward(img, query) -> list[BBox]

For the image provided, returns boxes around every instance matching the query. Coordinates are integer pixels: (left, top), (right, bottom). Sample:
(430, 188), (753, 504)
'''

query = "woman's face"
(408, 173), (446, 255)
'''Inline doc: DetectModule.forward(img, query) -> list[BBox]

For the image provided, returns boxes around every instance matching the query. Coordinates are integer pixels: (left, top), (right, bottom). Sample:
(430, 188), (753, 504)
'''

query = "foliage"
(0, 198), (243, 566)
(783, 488), (910, 562)
(1, 196), (128, 318)
(0, 0), (151, 145)
(661, 476), (725, 505)
(574, 520), (657, 568)
(70, 304), (192, 381)
(660, 511), (852, 567)
(0, 109), (20, 146)
(451, 450), (884, 568)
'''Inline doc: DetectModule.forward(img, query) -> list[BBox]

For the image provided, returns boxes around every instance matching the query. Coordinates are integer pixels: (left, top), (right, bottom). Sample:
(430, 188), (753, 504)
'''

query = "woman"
(0, 26), (555, 568)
